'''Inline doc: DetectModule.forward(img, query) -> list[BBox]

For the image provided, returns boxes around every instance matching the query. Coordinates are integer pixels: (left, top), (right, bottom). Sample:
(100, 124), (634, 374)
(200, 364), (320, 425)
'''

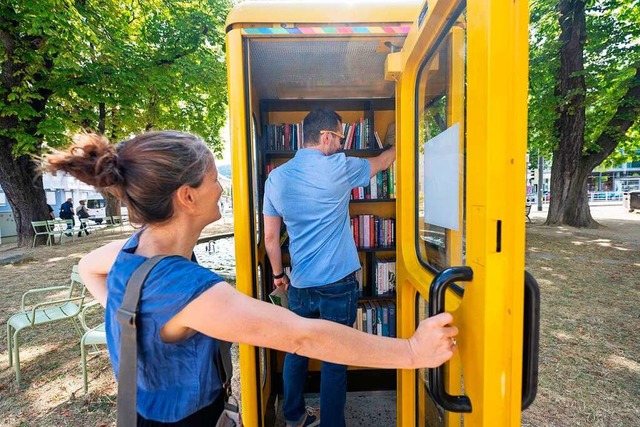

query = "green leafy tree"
(529, 0), (640, 227)
(0, 0), (231, 246)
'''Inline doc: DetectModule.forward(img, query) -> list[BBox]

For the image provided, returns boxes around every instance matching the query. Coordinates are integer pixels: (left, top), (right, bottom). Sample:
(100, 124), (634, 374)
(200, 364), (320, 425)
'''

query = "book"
(374, 131), (383, 149)
(268, 285), (289, 308)
(384, 122), (395, 147)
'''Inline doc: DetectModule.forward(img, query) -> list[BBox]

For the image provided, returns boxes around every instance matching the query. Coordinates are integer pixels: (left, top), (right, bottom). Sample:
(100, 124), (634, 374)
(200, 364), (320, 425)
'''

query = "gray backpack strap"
(216, 340), (233, 397)
(116, 255), (169, 427)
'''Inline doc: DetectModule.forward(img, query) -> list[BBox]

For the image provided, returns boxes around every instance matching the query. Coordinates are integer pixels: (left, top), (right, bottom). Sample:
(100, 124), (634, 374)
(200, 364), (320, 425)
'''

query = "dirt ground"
(522, 205), (640, 426)
(0, 206), (638, 426)
(0, 221), (234, 427)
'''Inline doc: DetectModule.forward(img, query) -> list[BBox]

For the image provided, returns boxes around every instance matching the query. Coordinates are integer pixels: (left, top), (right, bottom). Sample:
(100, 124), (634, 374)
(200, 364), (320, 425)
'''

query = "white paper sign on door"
(423, 123), (460, 231)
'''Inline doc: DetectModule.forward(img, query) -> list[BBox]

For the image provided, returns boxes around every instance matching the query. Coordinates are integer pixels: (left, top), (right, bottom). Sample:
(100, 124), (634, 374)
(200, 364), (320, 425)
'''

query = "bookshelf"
(260, 97), (397, 325)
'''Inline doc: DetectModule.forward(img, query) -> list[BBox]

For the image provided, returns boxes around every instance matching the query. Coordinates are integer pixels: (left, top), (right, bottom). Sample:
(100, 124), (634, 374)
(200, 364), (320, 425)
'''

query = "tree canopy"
(528, 0), (640, 226)
(0, 0), (232, 246)
(530, 0), (640, 161)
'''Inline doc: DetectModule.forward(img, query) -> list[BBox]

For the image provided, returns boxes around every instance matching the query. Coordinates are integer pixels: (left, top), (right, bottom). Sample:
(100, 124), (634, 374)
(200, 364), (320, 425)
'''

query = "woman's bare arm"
(171, 283), (457, 369)
(77, 240), (126, 306)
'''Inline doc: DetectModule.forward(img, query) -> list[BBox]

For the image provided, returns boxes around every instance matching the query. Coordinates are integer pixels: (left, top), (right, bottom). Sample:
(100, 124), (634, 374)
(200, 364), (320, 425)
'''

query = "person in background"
(76, 199), (90, 237)
(263, 109), (396, 427)
(59, 197), (75, 235)
(47, 204), (55, 220)
(43, 131), (457, 426)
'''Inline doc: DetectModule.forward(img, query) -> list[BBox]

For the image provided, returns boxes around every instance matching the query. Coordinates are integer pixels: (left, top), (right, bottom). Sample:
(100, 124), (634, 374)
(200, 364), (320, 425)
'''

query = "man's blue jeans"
(283, 273), (358, 427)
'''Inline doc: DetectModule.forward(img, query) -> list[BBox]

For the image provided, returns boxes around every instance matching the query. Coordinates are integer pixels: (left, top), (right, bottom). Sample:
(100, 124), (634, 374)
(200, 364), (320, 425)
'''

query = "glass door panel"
(415, 17), (467, 274)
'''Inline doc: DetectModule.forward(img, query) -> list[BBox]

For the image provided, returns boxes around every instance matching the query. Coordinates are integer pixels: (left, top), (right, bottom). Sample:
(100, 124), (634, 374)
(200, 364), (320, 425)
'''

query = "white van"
(85, 193), (127, 224)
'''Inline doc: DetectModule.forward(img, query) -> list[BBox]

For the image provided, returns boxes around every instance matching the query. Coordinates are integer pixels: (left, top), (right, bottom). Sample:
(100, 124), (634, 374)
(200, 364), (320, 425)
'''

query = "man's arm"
(367, 145), (396, 178)
(263, 214), (289, 289)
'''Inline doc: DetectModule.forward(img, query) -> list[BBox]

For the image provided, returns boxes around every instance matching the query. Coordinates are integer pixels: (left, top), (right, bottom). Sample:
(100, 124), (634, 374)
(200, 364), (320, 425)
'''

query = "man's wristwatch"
(273, 271), (286, 280)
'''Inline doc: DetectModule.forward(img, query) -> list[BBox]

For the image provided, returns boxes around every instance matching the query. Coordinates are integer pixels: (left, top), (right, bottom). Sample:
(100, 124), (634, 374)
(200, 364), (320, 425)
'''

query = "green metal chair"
(6, 265), (86, 384)
(47, 219), (75, 244)
(103, 216), (117, 234)
(78, 300), (107, 393)
(110, 215), (124, 233)
(31, 220), (55, 247)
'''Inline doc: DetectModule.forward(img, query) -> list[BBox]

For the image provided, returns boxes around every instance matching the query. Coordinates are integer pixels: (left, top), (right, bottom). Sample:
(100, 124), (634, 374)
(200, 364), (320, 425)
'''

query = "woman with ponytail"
(44, 131), (458, 426)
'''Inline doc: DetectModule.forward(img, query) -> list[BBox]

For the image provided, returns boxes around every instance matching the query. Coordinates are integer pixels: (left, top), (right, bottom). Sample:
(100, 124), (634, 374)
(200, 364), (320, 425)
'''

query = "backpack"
(77, 205), (90, 219)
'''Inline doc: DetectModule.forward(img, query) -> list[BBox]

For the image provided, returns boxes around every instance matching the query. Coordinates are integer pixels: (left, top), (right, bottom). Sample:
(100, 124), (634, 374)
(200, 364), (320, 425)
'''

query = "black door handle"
(522, 271), (540, 410)
(428, 266), (473, 413)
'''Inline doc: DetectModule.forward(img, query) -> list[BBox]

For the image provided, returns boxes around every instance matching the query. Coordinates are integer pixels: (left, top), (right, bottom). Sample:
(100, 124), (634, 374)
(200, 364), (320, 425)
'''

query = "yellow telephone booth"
(225, 0), (539, 425)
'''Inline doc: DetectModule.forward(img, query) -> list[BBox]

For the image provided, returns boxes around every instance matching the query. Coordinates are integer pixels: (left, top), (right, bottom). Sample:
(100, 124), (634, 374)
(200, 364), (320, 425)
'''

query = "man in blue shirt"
(263, 109), (395, 427)
(59, 197), (75, 235)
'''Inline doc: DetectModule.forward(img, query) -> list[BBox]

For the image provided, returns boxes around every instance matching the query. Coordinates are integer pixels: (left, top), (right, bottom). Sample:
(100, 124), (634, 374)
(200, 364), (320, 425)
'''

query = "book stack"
(350, 215), (395, 249)
(342, 118), (371, 150)
(266, 122), (303, 150)
(350, 162), (396, 200)
(354, 300), (396, 337)
(373, 259), (396, 296)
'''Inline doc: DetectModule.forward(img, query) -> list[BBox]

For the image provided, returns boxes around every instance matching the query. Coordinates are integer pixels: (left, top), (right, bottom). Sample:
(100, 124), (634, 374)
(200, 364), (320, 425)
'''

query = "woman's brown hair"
(43, 131), (214, 224)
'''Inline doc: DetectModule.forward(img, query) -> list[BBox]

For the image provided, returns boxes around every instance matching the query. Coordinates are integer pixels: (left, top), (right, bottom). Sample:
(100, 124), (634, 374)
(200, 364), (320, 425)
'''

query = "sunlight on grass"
(552, 331), (575, 341)
(612, 246), (629, 251)
(45, 253), (84, 263)
(606, 355), (640, 373)
(15, 343), (58, 363)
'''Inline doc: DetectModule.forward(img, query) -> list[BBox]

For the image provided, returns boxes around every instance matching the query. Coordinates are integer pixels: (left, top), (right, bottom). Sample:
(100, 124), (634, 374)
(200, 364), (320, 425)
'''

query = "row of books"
(263, 119), (386, 152)
(354, 300), (396, 337)
(341, 119), (372, 150)
(351, 215), (395, 249)
(351, 163), (396, 200)
(265, 122), (303, 151)
(373, 259), (396, 296)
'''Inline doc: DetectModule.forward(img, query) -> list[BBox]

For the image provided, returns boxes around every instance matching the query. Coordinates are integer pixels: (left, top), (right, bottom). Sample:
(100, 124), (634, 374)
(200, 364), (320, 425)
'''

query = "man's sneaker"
(285, 407), (320, 427)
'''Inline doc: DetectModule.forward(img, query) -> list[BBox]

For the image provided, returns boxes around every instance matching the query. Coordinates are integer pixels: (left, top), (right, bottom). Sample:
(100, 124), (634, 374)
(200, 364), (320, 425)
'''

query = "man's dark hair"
(303, 109), (342, 147)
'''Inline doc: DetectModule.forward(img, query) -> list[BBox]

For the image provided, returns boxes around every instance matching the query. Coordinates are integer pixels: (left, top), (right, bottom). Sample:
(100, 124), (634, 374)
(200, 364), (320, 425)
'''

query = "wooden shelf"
(356, 246), (396, 252)
(358, 294), (396, 302)
(265, 148), (390, 158)
(349, 198), (395, 204)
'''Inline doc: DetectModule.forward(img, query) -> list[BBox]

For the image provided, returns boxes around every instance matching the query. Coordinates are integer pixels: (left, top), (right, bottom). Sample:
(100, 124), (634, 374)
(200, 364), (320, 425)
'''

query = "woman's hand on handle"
(408, 312), (458, 368)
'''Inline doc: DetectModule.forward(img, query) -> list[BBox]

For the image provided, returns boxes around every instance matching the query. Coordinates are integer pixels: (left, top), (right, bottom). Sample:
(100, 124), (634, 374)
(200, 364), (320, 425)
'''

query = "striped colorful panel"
(242, 26), (410, 35)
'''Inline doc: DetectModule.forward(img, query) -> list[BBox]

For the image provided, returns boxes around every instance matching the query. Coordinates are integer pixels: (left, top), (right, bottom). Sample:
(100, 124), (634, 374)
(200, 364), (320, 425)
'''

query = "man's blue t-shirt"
(59, 201), (74, 219)
(263, 149), (370, 288)
(105, 231), (224, 422)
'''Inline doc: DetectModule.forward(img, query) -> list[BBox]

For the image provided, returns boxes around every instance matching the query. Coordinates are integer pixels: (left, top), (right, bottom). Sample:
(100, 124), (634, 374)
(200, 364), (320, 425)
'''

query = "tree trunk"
(0, 141), (51, 246)
(546, 0), (596, 227)
(546, 156), (595, 226)
(104, 191), (121, 217)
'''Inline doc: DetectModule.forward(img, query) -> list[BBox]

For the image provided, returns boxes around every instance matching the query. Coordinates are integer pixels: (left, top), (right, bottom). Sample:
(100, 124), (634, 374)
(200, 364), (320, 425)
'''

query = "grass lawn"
(0, 208), (638, 426)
